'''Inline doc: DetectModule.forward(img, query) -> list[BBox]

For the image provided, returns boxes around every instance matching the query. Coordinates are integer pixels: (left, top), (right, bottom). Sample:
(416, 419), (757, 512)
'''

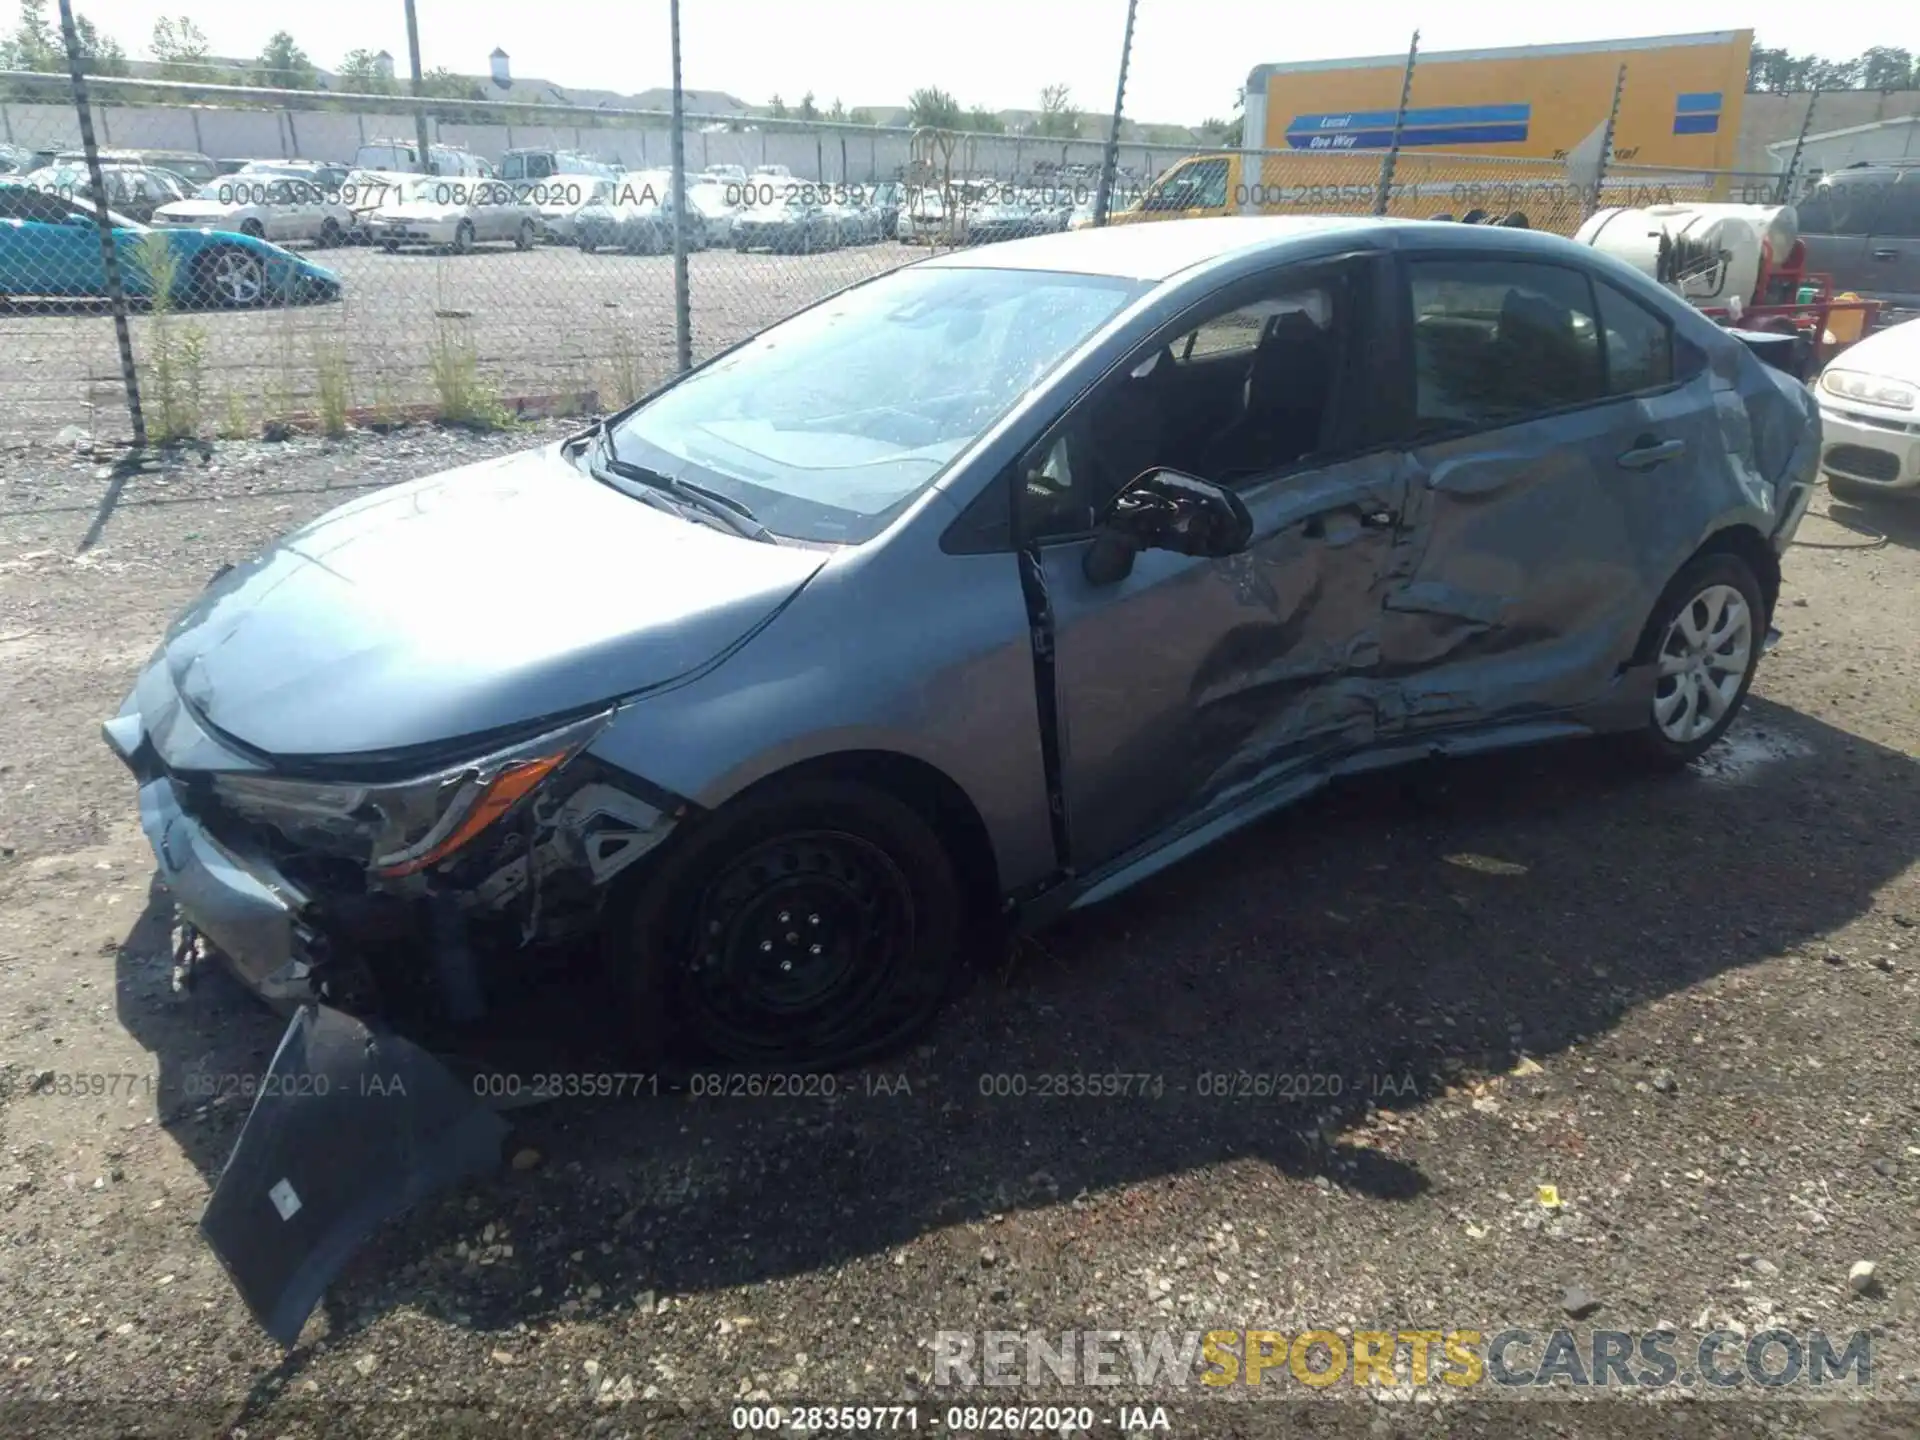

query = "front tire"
(452, 220), (475, 255)
(616, 780), (963, 1070)
(515, 218), (535, 250)
(317, 218), (343, 248)
(1628, 552), (1765, 768)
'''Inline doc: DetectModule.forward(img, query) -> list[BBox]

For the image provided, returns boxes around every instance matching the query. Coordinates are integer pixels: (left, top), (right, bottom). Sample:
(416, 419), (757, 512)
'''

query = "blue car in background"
(0, 178), (340, 307)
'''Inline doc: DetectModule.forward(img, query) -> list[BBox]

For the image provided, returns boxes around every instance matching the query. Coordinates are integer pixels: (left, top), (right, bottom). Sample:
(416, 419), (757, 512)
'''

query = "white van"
(352, 139), (492, 178)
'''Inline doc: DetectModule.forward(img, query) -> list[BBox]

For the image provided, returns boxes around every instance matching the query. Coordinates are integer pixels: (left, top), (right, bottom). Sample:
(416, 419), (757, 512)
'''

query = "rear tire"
(317, 218), (343, 248)
(452, 220), (475, 255)
(1624, 552), (1765, 769)
(614, 780), (963, 1070)
(515, 218), (535, 250)
(193, 247), (266, 308)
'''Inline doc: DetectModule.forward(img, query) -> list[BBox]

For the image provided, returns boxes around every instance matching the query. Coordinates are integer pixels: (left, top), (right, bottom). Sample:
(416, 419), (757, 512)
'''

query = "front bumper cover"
(200, 1002), (509, 1345)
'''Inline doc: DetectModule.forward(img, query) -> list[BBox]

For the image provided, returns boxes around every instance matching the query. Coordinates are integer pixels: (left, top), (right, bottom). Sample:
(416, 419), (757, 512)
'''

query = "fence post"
(402, 0), (434, 173)
(1584, 65), (1627, 220)
(1777, 90), (1820, 204)
(1092, 0), (1139, 226)
(57, 0), (144, 449)
(1372, 30), (1418, 216)
(668, 0), (692, 375)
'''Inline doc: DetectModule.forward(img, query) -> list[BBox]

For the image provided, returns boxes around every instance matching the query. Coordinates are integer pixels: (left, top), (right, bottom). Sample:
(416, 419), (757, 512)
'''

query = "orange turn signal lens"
(375, 752), (567, 878)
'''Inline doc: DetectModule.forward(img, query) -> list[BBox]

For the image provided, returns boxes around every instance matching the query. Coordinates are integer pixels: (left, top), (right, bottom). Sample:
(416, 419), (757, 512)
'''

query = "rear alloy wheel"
(452, 220), (475, 255)
(239, 219), (266, 239)
(198, 247), (266, 307)
(618, 781), (963, 1070)
(515, 218), (535, 250)
(1630, 553), (1764, 767)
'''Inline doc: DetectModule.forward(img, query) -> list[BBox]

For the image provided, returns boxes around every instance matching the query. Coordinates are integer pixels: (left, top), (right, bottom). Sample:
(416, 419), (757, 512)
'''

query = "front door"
(1025, 252), (1410, 873)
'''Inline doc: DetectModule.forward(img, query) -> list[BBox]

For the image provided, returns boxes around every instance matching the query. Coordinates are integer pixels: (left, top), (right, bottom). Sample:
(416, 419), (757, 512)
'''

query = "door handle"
(1617, 437), (1687, 471)
(1871, 248), (1898, 261)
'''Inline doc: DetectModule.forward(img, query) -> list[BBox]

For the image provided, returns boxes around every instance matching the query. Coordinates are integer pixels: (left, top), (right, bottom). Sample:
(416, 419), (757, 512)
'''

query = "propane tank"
(1573, 203), (1799, 309)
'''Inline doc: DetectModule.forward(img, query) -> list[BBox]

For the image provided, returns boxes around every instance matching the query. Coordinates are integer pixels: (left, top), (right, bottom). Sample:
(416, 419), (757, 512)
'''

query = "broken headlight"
(211, 710), (611, 877)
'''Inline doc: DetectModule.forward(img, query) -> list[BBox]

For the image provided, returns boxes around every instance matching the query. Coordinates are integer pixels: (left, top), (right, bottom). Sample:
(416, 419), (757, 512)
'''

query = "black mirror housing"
(1082, 469), (1254, 584)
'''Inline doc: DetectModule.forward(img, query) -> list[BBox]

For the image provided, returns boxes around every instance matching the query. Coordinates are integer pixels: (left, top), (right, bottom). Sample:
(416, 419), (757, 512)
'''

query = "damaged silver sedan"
(104, 215), (1820, 1341)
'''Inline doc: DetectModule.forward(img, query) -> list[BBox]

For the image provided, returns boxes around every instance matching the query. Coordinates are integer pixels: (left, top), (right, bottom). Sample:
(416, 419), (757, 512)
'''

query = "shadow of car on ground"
(111, 696), (1920, 1351)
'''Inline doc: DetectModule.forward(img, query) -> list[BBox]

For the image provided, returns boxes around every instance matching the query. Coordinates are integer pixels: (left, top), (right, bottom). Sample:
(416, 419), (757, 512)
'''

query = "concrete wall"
(0, 100), (1189, 186)
(1736, 90), (1920, 172)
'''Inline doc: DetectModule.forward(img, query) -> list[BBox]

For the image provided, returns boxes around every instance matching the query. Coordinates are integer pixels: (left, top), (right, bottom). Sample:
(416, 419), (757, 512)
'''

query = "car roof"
(922, 215), (1630, 281)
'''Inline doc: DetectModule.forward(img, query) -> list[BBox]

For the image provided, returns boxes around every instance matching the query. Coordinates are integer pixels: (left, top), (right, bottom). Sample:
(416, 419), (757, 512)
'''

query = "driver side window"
(1016, 260), (1366, 543)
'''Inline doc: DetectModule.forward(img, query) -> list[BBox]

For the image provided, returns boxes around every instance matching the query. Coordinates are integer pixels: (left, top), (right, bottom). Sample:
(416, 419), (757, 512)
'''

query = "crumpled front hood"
(160, 444), (827, 761)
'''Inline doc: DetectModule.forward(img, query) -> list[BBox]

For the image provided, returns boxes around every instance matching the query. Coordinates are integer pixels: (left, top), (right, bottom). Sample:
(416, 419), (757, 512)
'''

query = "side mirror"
(1083, 469), (1254, 585)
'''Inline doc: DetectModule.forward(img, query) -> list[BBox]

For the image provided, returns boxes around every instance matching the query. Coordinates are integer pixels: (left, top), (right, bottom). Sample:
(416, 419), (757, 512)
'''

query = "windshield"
(609, 265), (1144, 544)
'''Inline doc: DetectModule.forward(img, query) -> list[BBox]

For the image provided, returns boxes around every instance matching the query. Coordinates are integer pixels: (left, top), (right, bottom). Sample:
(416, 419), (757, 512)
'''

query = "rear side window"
(1592, 279), (1674, 394)
(1876, 177), (1920, 239)
(1406, 258), (1605, 436)
(1794, 179), (1883, 237)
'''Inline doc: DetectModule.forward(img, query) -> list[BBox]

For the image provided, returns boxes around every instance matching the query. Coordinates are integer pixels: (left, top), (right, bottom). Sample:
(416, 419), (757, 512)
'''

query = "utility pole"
(402, 0), (434, 173)
(669, 0), (692, 373)
(1092, 0), (1139, 226)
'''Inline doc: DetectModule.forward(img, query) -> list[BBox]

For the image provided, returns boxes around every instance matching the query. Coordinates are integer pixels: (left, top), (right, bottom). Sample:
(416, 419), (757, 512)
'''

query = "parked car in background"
(869, 181), (903, 238)
(25, 162), (190, 224)
(368, 177), (537, 253)
(0, 178), (340, 306)
(500, 147), (619, 184)
(238, 159), (353, 189)
(531, 176), (617, 244)
(898, 186), (952, 245)
(686, 180), (741, 246)
(352, 139), (492, 178)
(575, 175), (707, 254)
(0, 143), (34, 175)
(733, 195), (836, 253)
(1814, 313), (1920, 504)
(54, 147), (218, 186)
(964, 200), (1051, 246)
(152, 176), (355, 247)
(1793, 164), (1920, 318)
(822, 197), (879, 246)
(335, 169), (415, 242)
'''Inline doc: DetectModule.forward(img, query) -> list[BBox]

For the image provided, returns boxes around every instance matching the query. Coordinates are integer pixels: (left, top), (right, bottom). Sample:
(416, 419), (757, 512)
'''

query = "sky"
(75, 0), (1915, 124)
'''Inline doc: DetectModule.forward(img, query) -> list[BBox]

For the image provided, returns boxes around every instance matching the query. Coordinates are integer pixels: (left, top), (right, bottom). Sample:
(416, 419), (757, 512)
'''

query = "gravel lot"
(1, 426), (1918, 1438)
(0, 240), (915, 442)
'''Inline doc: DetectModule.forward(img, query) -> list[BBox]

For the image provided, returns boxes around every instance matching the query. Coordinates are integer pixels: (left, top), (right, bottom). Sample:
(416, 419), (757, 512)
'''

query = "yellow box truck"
(1117, 30), (1755, 234)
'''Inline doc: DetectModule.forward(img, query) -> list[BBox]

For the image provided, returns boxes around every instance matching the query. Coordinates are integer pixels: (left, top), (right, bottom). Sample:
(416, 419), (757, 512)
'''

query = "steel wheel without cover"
(684, 830), (913, 1056)
(1653, 583), (1753, 743)
(617, 780), (963, 1070)
(202, 249), (265, 306)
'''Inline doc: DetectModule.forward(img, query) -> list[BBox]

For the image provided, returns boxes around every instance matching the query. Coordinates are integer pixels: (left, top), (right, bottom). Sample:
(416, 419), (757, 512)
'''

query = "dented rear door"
(1377, 254), (1681, 733)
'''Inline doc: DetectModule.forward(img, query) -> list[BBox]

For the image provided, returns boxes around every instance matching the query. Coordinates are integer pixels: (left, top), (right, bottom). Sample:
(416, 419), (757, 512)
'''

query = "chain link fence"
(1, 62), (1776, 451)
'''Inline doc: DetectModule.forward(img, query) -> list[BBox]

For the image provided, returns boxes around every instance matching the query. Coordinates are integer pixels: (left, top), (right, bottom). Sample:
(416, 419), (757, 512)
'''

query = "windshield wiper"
(582, 423), (778, 544)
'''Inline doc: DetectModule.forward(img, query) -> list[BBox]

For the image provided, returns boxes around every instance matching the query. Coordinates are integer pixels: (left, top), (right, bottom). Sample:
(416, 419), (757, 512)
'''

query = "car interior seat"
(1199, 311), (1332, 480)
